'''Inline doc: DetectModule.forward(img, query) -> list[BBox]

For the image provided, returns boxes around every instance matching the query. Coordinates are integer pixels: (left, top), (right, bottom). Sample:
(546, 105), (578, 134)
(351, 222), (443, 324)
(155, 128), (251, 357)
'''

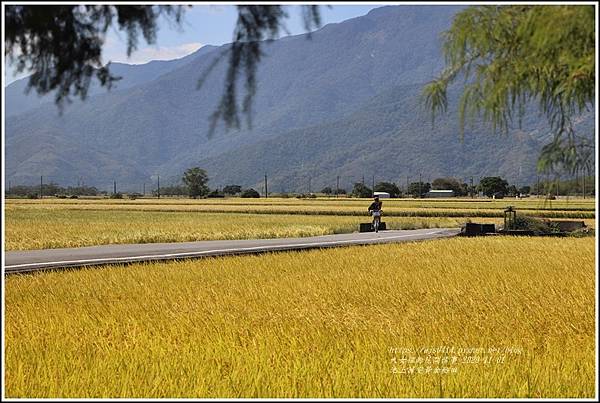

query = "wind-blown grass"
(4, 209), (466, 250)
(6, 198), (596, 218)
(5, 198), (595, 250)
(5, 237), (595, 398)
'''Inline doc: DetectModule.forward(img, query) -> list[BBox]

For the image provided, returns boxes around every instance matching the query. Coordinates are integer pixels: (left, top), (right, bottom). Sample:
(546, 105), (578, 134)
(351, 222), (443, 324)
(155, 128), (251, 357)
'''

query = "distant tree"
(465, 184), (477, 198)
(407, 182), (431, 198)
(374, 182), (400, 198)
(537, 175), (596, 197)
(320, 186), (333, 195)
(182, 167), (209, 198)
(507, 185), (518, 197)
(66, 185), (100, 196)
(207, 189), (225, 198)
(423, 5), (594, 172)
(6, 185), (31, 197)
(335, 188), (347, 195)
(518, 185), (531, 195)
(478, 176), (509, 198)
(222, 185), (242, 195)
(241, 188), (260, 198)
(431, 177), (465, 195)
(5, 183), (73, 197)
(43, 182), (64, 196)
(158, 185), (188, 196)
(128, 192), (142, 200)
(351, 183), (372, 198)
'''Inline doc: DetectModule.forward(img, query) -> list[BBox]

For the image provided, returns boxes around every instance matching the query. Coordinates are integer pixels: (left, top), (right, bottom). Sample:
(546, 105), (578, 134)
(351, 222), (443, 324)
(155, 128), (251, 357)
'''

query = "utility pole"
(143, 183), (145, 195)
(308, 175), (311, 194)
(418, 173), (422, 198)
(583, 174), (586, 199)
(157, 175), (160, 199)
(40, 175), (43, 199)
(362, 175), (365, 186)
(536, 176), (540, 198)
(336, 176), (340, 198)
(470, 176), (474, 198)
(113, 180), (117, 195)
(372, 175), (375, 193)
(406, 176), (409, 197)
(516, 165), (521, 197)
(8, 180), (11, 194)
(264, 173), (268, 198)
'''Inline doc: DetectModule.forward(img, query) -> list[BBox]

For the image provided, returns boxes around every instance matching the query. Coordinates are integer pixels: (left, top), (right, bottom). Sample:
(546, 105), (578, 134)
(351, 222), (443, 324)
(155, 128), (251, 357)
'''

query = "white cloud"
(105, 42), (204, 65)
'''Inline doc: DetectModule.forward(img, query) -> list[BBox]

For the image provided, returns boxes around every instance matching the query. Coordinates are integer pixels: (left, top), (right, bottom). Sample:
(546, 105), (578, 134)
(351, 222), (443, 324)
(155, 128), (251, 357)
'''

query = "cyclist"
(368, 195), (383, 232)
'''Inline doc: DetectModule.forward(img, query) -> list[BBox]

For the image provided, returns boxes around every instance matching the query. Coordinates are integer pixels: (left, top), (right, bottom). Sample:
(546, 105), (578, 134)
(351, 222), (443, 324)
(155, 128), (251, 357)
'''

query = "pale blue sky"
(4, 4), (383, 84)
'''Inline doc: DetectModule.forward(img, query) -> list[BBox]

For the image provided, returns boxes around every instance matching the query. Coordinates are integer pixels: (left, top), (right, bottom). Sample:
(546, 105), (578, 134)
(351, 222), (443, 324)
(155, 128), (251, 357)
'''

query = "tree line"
(6, 184), (102, 198)
(5, 169), (595, 199)
(344, 176), (595, 198)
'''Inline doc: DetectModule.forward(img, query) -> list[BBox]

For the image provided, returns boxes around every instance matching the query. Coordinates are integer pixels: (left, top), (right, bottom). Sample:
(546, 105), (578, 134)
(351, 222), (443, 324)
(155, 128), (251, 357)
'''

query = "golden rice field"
(4, 197), (596, 250)
(5, 237), (595, 398)
(3, 209), (482, 251)
(5, 197), (596, 218)
(7, 196), (596, 209)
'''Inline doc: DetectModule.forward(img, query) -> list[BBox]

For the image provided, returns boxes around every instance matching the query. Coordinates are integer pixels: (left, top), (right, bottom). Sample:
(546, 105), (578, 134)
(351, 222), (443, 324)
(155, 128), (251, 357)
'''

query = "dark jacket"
(368, 201), (382, 212)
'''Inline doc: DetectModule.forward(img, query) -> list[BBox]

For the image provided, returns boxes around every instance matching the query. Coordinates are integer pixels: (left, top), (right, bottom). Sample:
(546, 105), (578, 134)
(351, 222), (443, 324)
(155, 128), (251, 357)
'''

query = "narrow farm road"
(4, 228), (460, 274)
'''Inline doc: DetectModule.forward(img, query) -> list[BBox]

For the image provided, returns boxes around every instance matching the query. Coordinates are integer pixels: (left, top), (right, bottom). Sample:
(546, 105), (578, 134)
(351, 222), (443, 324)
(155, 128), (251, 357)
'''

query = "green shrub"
(241, 188), (260, 198)
(510, 216), (560, 234)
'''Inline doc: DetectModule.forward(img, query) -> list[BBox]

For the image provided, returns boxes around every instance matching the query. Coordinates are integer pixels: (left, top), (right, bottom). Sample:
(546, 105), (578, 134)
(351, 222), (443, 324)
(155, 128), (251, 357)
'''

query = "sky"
(4, 4), (382, 85)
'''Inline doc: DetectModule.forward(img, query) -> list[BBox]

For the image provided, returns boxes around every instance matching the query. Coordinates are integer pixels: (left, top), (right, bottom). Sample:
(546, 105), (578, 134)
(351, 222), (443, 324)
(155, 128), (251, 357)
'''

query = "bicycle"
(371, 209), (382, 233)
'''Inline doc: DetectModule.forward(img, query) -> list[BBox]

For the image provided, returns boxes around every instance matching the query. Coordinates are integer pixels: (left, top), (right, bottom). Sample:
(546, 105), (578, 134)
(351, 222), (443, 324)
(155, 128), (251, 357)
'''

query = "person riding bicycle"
(368, 196), (383, 232)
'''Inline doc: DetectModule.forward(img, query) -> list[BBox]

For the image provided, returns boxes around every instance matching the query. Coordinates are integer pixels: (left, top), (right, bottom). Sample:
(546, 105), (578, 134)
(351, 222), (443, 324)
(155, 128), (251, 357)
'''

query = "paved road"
(4, 228), (460, 274)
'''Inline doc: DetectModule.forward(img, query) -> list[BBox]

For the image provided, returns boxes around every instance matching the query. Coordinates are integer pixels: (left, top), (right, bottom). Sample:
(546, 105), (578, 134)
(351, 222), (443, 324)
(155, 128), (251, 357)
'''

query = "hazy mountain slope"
(5, 5), (593, 191)
(193, 83), (594, 192)
(5, 45), (216, 118)
(6, 5), (464, 189)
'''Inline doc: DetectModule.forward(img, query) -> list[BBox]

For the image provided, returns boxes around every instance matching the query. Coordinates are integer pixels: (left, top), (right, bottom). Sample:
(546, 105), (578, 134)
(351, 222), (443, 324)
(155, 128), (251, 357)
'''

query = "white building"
(373, 191), (390, 198)
(426, 189), (455, 198)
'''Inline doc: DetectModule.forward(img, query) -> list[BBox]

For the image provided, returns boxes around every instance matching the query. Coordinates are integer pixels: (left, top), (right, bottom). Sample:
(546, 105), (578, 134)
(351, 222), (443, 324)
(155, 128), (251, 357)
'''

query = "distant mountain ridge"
(5, 45), (216, 117)
(5, 5), (594, 191)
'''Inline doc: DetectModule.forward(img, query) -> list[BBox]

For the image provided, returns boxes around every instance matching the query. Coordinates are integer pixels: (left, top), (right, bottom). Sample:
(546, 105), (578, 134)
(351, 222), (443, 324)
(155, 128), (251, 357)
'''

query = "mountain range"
(4, 5), (595, 193)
